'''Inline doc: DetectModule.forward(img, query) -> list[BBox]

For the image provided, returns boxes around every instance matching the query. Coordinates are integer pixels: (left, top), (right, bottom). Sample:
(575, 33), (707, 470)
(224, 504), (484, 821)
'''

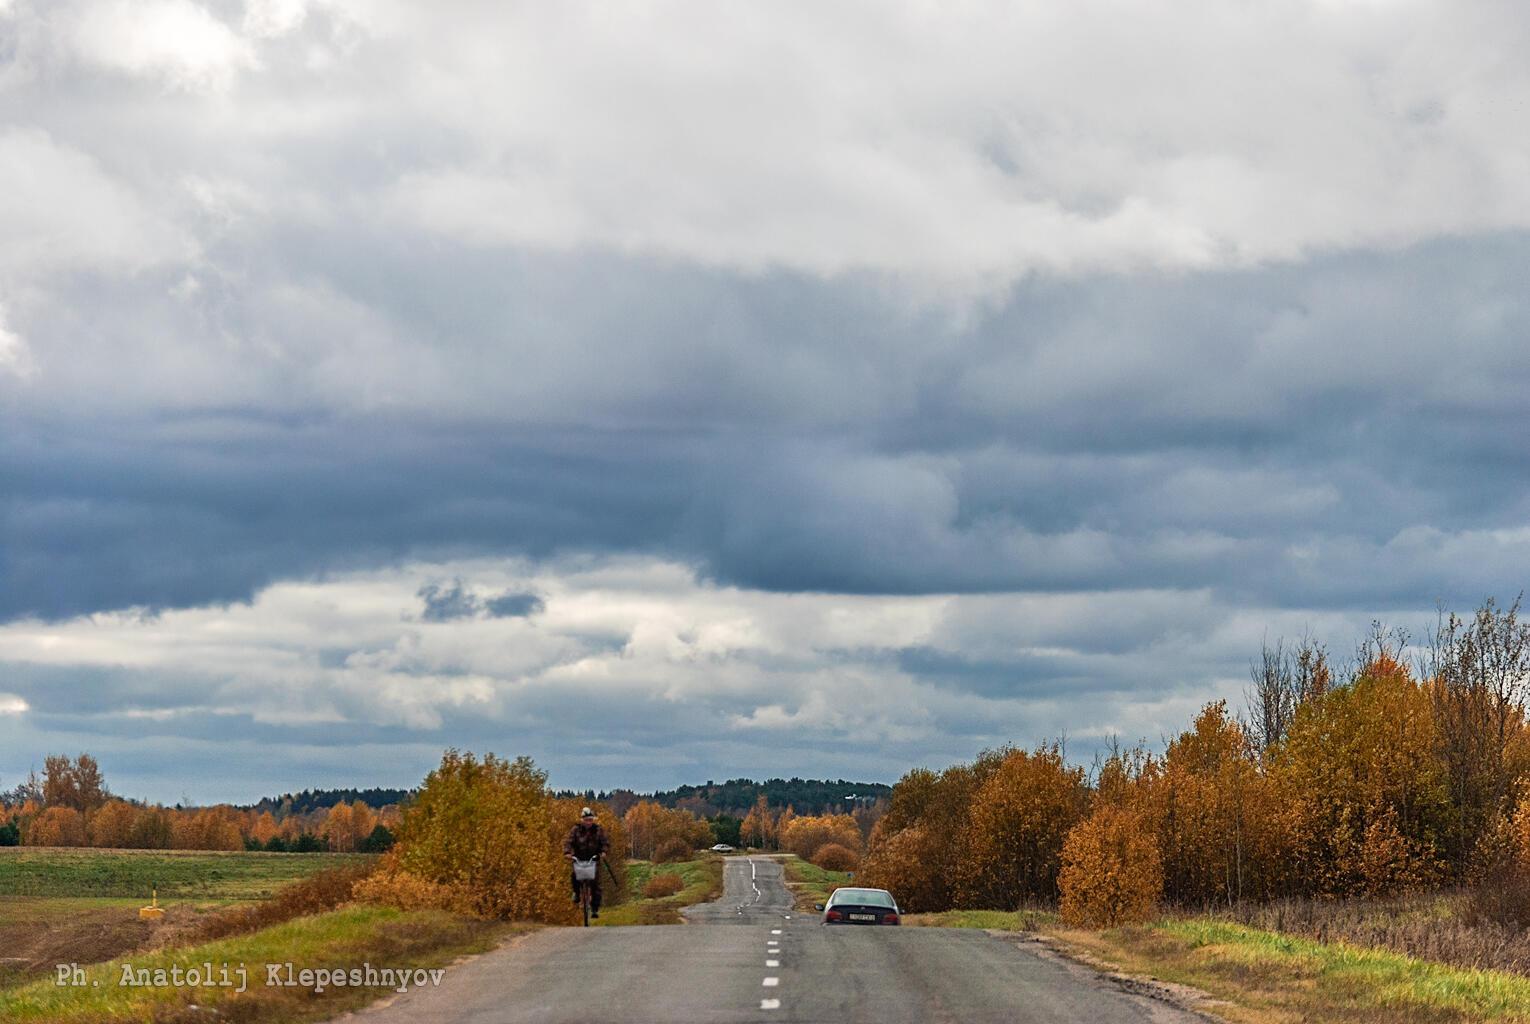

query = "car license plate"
(848, 913), (877, 921)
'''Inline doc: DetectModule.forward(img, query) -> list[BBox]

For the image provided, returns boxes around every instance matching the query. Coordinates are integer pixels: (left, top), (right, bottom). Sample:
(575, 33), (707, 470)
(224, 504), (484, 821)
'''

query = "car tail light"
(882, 913), (899, 925)
(825, 909), (843, 922)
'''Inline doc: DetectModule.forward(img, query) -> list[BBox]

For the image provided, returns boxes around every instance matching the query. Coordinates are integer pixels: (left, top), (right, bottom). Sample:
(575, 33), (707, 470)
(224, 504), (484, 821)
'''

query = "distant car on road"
(815, 886), (900, 925)
(710, 843), (735, 852)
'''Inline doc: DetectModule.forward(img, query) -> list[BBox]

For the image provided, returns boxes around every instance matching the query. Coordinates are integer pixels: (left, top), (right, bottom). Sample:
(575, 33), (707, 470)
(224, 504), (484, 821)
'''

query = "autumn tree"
(741, 795), (775, 849)
(1427, 596), (1530, 871)
(1274, 654), (1450, 896)
(780, 814), (862, 861)
(27, 806), (87, 846)
(42, 754), (108, 812)
(1059, 804), (1162, 928)
(88, 800), (138, 848)
(956, 744), (1089, 908)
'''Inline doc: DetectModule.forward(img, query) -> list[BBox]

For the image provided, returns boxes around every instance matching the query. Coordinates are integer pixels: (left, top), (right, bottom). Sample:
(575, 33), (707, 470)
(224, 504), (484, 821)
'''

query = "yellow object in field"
(139, 888), (165, 921)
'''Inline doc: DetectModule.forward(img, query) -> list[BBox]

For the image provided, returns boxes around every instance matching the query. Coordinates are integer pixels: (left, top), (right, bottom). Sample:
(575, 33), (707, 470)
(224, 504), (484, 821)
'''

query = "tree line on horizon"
(0, 755), (398, 853)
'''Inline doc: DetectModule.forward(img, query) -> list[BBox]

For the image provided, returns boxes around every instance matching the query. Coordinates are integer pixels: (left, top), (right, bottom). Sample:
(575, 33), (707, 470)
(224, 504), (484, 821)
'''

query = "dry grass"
(1216, 890), (1530, 977)
(641, 872), (685, 898)
(1050, 917), (1530, 1024)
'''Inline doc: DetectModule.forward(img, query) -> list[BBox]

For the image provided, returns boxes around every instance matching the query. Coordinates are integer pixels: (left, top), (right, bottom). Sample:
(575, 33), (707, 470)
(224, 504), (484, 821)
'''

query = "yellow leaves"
(623, 800), (708, 860)
(780, 814), (862, 861)
(1059, 805), (1162, 928)
(386, 750), (571, 922)
(956, 745), (1089, 909)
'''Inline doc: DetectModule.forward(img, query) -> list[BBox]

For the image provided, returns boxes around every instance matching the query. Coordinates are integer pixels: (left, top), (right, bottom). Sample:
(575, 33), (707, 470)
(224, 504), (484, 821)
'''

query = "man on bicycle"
(563, 807), (611, 917)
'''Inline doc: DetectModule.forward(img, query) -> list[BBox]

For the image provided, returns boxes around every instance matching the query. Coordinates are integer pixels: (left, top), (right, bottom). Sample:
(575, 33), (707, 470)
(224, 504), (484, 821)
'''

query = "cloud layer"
(2, 0), (1528, 796)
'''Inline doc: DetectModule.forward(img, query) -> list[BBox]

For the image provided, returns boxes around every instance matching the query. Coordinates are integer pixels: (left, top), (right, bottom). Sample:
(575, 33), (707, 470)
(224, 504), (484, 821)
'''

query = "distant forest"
(245, 788), (414, 815)
(564, 777), (894, 818)
(243, 777), (892, 818)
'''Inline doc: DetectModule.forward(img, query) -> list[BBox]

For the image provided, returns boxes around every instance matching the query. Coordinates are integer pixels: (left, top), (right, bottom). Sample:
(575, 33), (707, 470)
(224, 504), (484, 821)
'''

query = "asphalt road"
(345, 857), (1204, 1024)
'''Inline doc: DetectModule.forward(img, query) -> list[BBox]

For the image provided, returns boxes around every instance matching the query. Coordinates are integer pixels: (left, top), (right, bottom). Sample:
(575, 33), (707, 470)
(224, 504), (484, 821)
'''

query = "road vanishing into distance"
(346, 857), (1205, 1024)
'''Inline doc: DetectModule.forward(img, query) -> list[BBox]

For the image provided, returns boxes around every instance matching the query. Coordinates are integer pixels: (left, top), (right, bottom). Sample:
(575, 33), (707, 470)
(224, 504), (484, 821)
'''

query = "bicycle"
(572, 857), (598, 926)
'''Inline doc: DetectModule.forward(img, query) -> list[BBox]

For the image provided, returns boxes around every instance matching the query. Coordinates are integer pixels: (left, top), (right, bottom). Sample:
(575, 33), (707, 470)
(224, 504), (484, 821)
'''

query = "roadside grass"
(903, 909), (1056, 931)
(0, 904), (519, 1024)
(1048, 917), (1530, 1024)
(597, 856), (723, 925)
(779, 855), (853, 912)
(0, 847), (373, 900)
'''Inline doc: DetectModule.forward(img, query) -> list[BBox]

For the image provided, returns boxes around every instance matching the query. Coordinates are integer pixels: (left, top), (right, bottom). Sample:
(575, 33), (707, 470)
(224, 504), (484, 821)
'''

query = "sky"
(2, 0), (1529, 804)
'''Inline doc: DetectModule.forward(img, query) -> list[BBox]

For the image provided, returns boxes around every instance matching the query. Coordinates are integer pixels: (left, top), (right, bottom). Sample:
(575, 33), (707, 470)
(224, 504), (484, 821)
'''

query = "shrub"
(811, 843), (860, 872)
(653, 837), (694, 863)
(857, 824), (947, 913)
(195, 863), (377, 940)
(1466, 806), (1530, 928)
(353, 861), (465, 914)
(642, 872), (685, 898)
(390, 750), (568, 921)
(1059, 805), (1162, 928)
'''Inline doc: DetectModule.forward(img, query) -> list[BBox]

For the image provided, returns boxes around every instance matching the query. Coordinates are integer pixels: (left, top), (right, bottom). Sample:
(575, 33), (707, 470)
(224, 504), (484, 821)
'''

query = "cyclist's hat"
(580, 806), (595, 818)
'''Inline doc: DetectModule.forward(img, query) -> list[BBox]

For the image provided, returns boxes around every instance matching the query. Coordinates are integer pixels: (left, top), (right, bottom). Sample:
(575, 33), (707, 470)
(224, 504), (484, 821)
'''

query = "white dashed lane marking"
(763, 977), (779, 987)
(766, 959), (779, 967)
(761, 998), (780, 1010)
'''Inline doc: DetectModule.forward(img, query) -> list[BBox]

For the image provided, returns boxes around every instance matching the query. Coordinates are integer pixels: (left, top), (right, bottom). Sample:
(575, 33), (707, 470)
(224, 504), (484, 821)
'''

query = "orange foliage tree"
(781, 814), (862, 861)
(377, 751), (572, 921)
(955, 744), (1089, 908)
(1273, 655), (1450, 897)
(1059, 804), (1162, 927)
(26, 806), (87, 846)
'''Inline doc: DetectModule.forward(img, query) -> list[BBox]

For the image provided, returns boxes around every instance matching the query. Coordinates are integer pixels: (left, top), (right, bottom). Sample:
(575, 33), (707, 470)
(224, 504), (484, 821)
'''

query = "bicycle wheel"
(582, 882), (591, 927)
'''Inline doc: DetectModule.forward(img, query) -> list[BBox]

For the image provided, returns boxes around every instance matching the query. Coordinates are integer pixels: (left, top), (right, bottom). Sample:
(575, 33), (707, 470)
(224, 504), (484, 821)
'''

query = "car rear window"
(829, 888), (896, 908)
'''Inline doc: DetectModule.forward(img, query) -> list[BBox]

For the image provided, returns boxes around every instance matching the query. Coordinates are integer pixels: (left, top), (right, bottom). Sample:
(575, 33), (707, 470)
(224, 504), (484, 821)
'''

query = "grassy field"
(0, 849), (374, 992)
(0, 847), (373, 899)
(597, 856), (724, 925)
(0, 904), (517, 1024)
(779, 854), (853, 911)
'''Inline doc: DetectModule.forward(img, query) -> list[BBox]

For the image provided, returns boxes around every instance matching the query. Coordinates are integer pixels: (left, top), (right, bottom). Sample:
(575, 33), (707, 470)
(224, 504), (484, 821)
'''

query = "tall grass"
(1216, 890), (1530, 976)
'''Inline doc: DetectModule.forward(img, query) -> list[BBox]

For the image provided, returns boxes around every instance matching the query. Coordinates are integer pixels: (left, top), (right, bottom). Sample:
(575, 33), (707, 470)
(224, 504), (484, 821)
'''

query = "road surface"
(345, 857), (1205, 1024)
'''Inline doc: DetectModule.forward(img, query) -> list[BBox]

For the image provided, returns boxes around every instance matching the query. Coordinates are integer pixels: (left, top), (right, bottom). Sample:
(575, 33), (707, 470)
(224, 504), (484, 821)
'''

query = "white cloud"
(243, 0), (308, 39)
(0, 303), (32, 379)
(2, 1), (1526, 290)
(0, 694), (27, 715)
(370, 1), (1530, 281)
(67, 0), (255, 92)
(0, 129), (189, 279)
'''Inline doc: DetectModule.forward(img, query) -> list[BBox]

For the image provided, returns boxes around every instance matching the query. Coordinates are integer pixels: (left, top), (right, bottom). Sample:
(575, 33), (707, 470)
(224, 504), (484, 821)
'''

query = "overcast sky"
(3, 0), (1529, 803)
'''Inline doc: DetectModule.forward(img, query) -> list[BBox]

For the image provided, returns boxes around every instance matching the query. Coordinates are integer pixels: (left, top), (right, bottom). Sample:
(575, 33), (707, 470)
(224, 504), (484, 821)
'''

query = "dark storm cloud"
(5, 234), (1530, 623)
(485, 592), (544, 618)
(417, 581), (478, 622)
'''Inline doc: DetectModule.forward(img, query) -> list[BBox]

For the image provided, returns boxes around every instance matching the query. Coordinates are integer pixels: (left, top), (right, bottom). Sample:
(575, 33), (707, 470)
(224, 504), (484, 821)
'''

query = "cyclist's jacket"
(564, 821), (610, 859)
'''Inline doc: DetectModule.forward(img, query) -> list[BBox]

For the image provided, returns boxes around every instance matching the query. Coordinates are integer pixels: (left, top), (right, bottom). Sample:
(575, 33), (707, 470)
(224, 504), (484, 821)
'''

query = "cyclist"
(563, 807), (611, 918)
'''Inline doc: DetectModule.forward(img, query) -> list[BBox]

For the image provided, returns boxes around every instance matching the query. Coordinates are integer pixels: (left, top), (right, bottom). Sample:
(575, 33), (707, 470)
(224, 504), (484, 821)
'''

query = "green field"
(0, 847), (373, 900)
